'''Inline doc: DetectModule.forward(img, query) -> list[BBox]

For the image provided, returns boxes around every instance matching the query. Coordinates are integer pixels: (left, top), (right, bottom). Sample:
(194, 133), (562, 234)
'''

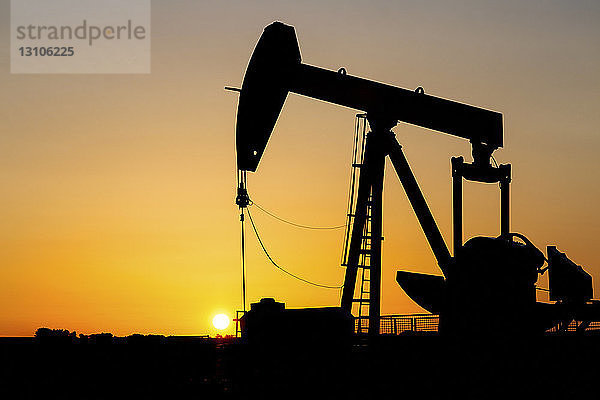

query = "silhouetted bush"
(89, 333), (113, 344)
(34, 328), (76, 344)
(126, 334), (166, 344)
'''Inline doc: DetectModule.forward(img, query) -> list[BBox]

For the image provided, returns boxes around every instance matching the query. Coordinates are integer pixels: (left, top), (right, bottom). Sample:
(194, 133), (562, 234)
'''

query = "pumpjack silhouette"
(234, 21), (599, 339)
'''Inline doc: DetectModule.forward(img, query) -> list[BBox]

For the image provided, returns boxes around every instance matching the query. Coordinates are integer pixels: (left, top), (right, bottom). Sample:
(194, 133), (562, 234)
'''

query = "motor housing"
(442, 235), (544, 337)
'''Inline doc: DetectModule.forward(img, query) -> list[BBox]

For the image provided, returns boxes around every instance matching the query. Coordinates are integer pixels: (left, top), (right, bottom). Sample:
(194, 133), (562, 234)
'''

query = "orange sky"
(1, 1), (599, 336)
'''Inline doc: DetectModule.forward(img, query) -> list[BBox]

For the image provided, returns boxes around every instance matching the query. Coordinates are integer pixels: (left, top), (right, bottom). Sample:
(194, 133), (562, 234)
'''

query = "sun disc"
(212, 313), (230, 330)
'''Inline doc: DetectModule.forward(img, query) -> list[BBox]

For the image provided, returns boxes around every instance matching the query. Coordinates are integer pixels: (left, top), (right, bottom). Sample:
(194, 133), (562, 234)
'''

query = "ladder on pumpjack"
(341, 114), (377, 334)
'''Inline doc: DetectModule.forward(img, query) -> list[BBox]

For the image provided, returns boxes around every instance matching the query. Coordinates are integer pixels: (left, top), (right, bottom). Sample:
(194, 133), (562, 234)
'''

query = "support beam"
(291, 63), (503, 149)
(386, 133), (453, 276)
(452, 157), (464, 256)
(367, 132), (385, 336)
(500, 169), (511, 236)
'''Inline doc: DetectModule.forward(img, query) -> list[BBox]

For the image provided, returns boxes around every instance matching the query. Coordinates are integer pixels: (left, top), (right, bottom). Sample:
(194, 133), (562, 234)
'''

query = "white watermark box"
(11, 0), (151, 73)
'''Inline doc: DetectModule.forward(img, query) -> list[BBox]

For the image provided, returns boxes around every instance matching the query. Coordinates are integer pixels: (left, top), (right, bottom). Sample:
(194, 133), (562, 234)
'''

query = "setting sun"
(212, 314), (230, 330)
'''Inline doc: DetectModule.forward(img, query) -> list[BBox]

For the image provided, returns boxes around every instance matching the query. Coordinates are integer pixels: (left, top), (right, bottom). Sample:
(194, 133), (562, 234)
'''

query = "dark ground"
(2, 333), (599, 399)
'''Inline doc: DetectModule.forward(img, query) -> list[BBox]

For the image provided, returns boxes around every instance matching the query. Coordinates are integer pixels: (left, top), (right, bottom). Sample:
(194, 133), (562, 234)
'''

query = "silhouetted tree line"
(34, 327), (213, 344)
(8, 328), (221, 399)
(35, 328), (116, 343)
(34, 328), (78, 344)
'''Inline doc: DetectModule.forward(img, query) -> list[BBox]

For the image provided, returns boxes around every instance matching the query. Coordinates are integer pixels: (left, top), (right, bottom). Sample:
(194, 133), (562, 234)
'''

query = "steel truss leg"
(341, 125), (387, 337)
(341, 133), (377, 312)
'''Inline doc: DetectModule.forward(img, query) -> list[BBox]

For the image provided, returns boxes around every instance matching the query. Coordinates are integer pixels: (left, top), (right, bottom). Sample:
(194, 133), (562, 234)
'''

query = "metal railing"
(356, 314), (600, 336)
(236, 310), (600, 337)
(355, 314), (439, 335)
(545, 320), (600, 334)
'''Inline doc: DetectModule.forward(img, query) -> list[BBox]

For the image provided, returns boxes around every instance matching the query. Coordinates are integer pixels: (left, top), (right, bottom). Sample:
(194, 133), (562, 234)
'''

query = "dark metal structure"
(234, 21), (598, 337)
(236, 23), (502, 173)
(451, 156), (511, 252)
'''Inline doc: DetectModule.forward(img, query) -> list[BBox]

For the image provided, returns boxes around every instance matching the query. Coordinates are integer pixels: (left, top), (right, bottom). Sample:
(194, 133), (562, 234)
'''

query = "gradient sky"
(1, 0), (599, 336)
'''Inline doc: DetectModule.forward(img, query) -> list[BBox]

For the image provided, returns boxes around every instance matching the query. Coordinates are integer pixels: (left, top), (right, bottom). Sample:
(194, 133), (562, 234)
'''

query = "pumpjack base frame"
(342, 119), (512, 337)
